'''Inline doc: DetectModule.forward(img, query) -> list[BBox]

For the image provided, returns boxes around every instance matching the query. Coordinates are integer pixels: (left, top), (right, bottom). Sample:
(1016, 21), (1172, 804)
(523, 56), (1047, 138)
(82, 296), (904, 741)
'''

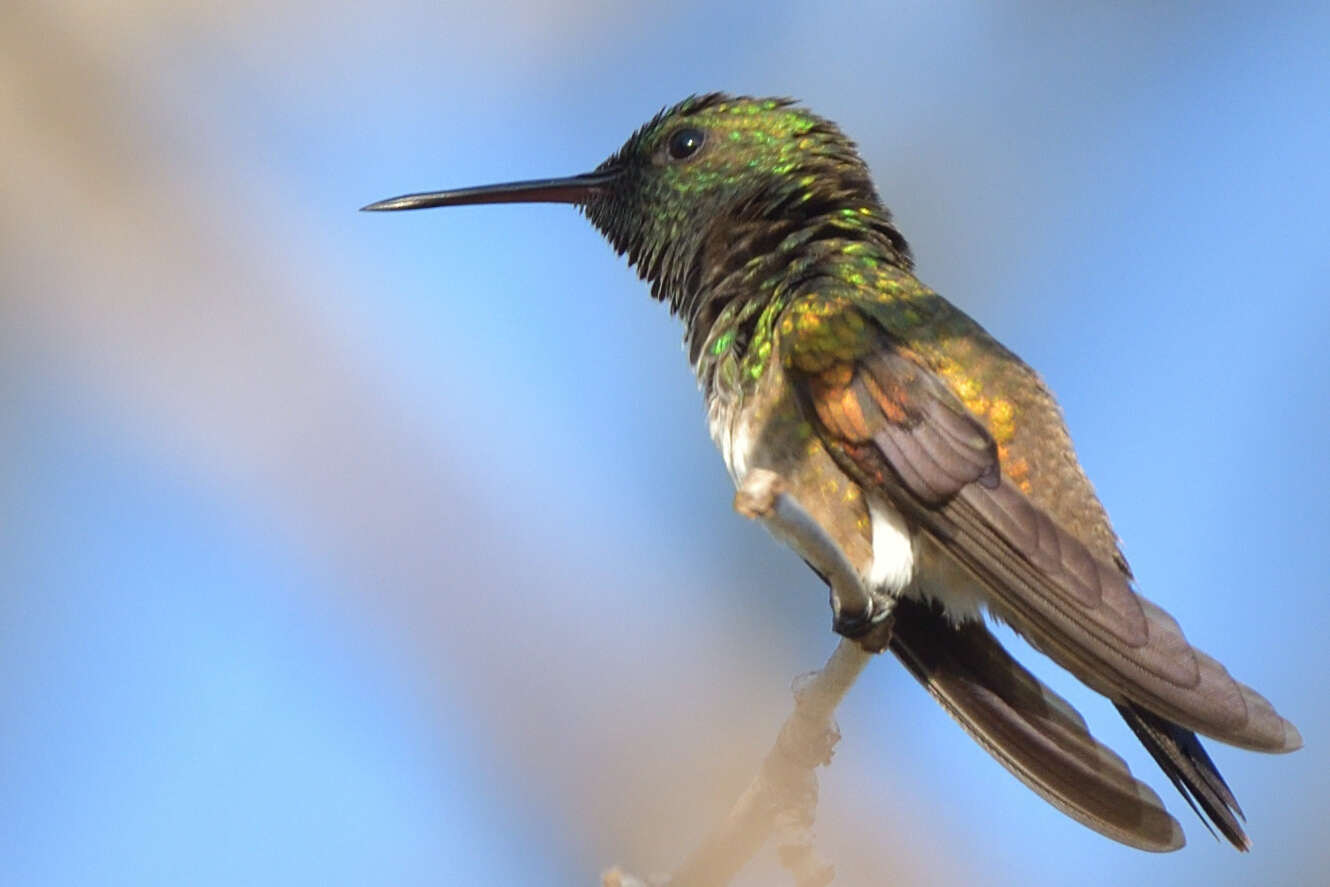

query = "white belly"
(868, 496), (986, 624)
(866, 496), (916, 592)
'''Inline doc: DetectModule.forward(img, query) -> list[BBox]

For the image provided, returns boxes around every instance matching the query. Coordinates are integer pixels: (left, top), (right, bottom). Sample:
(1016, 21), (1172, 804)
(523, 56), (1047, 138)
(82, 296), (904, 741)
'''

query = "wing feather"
(780, 292), (1300, 753)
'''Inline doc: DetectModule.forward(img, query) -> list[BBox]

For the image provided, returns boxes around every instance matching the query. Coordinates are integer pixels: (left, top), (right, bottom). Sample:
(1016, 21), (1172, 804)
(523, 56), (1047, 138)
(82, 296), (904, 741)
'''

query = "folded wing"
(780, 291), (1300, 755)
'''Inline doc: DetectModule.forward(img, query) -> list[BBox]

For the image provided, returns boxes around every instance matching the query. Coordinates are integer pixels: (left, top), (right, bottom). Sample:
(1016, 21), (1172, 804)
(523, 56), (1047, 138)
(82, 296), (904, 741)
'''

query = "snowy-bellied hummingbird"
(364, 93), (1299, 851)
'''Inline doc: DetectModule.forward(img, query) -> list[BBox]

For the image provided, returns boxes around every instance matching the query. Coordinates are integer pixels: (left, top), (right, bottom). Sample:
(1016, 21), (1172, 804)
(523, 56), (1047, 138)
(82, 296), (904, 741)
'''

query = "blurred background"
(4, 2), (1328, 885)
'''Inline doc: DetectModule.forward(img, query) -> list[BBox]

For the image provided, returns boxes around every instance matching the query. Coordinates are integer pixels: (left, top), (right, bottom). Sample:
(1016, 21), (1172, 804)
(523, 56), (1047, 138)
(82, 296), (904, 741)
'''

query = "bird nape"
(364, 93), (1300, 851)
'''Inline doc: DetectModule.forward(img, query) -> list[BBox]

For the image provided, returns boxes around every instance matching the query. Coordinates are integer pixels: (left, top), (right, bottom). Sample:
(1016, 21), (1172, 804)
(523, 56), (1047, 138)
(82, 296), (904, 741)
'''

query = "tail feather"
(889, 598), (1185, 851)
(1116, 702), (1249, 850)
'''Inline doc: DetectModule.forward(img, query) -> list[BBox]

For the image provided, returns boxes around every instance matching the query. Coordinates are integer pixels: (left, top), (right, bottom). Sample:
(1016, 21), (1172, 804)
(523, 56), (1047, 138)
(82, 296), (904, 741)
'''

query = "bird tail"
(888, 598), (1185, 851)
(1115, 702), (1248, 850)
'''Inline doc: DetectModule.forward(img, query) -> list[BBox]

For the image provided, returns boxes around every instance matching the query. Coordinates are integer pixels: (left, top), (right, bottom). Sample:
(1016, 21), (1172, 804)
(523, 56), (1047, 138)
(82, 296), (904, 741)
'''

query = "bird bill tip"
(360, 195), (418, 212)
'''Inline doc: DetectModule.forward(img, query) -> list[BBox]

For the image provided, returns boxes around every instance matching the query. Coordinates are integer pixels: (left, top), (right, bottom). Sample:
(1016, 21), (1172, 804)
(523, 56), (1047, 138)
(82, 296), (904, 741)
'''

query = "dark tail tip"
(1116, 702), (1250, 850)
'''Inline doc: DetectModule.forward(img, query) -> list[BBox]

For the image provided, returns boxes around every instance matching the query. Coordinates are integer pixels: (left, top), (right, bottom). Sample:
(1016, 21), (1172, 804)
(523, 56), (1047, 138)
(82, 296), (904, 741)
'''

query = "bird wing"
(889, 597), (1184, 851)
(778, 290), (1300, 754)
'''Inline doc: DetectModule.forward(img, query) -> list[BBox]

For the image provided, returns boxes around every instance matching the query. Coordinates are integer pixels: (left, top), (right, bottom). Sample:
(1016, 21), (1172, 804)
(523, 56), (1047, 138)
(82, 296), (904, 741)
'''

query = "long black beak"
(360, 169), (619, 212)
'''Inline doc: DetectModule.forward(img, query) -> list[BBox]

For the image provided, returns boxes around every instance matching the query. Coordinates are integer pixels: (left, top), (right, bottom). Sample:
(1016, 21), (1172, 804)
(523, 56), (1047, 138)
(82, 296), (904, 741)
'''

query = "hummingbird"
(364, 93), (1300, 851)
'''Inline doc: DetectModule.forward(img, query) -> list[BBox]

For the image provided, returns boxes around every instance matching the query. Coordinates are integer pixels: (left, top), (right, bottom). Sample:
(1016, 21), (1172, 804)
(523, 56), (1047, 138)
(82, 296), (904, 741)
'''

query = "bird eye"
(667, 127), (706, 161)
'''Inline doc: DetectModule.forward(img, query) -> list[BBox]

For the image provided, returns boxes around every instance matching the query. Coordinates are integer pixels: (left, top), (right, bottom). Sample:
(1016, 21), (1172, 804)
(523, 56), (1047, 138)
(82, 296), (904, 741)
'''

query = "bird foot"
(830, 589), (895, 653)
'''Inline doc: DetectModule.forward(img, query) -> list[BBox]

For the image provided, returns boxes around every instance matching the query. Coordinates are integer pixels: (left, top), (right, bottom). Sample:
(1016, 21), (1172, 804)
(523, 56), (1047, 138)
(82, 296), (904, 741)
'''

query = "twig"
(667, 638), (871, 887)
(604, 470), (887, 887)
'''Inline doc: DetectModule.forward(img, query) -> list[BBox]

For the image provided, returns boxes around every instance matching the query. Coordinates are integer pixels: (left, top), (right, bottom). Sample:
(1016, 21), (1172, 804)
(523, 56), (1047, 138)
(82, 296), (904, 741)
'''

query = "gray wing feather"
(911, 478), (1301, 752)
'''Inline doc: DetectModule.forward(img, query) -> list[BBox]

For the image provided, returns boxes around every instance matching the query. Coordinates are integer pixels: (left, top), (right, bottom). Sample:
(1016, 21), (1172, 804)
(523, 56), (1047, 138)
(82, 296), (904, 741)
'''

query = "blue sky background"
(3, 2), (1328, 885)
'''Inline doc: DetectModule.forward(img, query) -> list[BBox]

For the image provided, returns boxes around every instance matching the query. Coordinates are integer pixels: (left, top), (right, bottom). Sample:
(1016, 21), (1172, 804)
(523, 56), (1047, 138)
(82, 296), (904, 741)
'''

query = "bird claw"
(831, 588), (895, 652)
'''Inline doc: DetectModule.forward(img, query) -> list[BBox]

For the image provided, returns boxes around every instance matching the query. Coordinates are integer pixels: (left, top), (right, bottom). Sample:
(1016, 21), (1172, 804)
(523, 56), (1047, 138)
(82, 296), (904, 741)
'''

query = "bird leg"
(734, 469), (894, 652)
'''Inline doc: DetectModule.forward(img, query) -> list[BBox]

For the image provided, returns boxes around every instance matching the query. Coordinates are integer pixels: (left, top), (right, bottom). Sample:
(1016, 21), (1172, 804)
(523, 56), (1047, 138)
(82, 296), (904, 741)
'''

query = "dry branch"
(605, 469), (888, 887)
